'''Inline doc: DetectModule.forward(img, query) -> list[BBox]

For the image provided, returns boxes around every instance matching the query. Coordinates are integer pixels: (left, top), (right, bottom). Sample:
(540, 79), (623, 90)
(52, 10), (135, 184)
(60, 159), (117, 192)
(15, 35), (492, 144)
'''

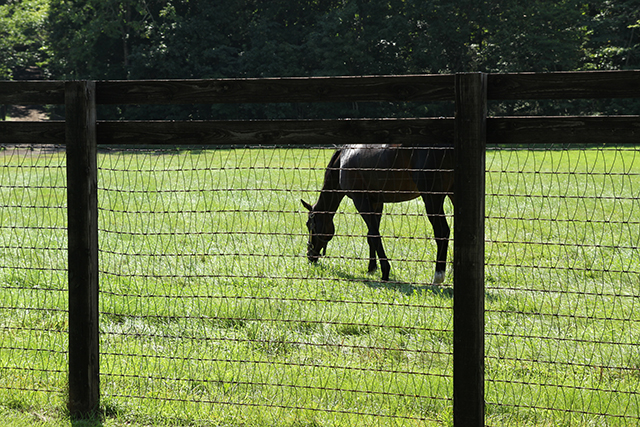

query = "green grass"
(484, 147), (640, 426)
(0, 146), (638, 426)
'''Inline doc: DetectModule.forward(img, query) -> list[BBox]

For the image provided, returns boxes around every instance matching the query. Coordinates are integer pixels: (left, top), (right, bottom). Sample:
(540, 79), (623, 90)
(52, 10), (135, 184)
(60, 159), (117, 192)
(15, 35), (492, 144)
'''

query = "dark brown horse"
(301, 144), (454, 283)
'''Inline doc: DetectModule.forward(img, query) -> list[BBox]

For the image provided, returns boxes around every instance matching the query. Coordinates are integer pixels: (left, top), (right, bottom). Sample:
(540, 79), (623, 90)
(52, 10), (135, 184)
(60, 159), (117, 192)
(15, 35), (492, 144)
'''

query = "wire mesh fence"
(0, 145), (67, 409)
(97, 146), (455, 425)
(484, 145), (640, 425)
(1, 140), (639, 425)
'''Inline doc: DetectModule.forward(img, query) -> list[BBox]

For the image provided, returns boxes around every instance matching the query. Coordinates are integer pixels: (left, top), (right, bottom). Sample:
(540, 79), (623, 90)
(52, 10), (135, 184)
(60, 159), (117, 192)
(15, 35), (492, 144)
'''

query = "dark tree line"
(2, 0), (639, 118)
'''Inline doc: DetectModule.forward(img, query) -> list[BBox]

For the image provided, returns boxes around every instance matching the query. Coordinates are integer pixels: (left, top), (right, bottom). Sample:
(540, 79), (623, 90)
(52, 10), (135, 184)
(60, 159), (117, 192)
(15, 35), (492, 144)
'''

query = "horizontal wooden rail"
(0, 121), (65, 144)
(2, 116), (638, 146)
(487, 116), (640, 145)
(1, 119), (452, 146)
(95, 118), (453, 146)
(1, 70), (639, 106)
(488, 70), (640, 100)
(95, 75), (456, 104)
(0, 81), (65, 104)
(0, 75), (455, 105)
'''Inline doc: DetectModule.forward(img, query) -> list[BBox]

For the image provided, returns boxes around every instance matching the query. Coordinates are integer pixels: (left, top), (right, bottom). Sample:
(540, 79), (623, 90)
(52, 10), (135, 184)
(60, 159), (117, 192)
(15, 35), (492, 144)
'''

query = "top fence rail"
(2, 70), (640, 105)
(1, 71), (639, 147)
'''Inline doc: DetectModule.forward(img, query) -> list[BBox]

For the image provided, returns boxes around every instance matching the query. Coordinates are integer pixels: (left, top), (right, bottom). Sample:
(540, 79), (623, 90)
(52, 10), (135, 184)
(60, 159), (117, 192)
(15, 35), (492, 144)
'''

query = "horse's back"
(338, 144), (419, 203)
(338, 144), (453, 203)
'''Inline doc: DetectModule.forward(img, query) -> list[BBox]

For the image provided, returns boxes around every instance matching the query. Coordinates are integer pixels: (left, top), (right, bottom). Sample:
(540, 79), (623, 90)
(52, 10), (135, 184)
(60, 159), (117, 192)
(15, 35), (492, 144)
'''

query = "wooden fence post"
(66, 81), (100, 415)
(453, 73), (487, 427)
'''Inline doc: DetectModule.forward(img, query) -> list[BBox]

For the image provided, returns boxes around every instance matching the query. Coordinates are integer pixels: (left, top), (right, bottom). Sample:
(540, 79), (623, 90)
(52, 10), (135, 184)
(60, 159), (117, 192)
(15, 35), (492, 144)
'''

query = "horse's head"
(302, 199), (335, 262)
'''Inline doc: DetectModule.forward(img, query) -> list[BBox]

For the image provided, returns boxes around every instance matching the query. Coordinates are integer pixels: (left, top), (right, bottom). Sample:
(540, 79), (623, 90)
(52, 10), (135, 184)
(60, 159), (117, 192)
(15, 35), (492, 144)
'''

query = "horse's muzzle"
(307, 242), (326, 262)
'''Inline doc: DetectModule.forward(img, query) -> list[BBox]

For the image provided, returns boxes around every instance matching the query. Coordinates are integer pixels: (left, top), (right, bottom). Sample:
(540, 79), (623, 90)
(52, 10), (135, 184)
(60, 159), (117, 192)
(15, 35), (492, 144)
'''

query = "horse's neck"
(317, 151), (345, 213)
(317, 186), (344, 214)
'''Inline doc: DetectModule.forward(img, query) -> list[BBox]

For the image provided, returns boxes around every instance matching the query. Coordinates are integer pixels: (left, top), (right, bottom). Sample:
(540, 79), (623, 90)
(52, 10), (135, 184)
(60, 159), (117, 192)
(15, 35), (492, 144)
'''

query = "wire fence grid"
(96, 145), (454, 425)
(1, 142), (639, 425)
(485, 144), (640, 425)
(0, 145), (68, 409)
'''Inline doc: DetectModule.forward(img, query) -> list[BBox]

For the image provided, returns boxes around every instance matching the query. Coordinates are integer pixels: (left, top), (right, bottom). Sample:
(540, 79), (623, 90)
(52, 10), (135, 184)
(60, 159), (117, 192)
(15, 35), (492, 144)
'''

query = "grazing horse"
(301, 144), (454, 283)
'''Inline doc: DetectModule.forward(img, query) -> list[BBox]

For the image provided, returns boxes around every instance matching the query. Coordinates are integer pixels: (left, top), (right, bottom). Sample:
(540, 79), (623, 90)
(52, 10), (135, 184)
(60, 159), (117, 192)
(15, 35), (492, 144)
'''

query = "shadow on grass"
(310, 262), (502, 302)
(366, 278), (455, 298)
(311, 263), (454, 297)
(68, 402), (121, 427)
(70, 412), (104, 427)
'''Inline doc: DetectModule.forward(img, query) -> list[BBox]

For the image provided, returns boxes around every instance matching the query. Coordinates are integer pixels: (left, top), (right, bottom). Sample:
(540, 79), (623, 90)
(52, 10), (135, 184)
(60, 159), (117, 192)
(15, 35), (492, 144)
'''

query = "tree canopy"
(2, 0), (639, 118)
(0, 0), (49, 79)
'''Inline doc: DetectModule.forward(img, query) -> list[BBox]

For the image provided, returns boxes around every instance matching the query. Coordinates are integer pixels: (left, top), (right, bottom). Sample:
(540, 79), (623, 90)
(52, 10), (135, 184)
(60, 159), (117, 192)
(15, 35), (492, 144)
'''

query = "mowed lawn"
(0, 146), (638, 426)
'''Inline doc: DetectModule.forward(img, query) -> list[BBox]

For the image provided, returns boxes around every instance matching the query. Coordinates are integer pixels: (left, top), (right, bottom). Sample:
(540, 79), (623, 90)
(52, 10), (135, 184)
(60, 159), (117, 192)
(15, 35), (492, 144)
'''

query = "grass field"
(0, 145), (638, 426)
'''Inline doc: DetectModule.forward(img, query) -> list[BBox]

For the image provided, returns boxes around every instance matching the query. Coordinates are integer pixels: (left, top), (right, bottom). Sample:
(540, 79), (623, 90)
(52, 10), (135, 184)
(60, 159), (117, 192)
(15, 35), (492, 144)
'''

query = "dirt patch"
(1, 105), (61, 155)
(0, 144), (64, 157)
(6, 105), (49, 121)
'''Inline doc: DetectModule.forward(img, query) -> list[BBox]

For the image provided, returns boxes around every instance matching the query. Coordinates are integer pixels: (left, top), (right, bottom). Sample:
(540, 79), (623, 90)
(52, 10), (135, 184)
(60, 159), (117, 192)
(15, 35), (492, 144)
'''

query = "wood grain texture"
(453, 73), (487, 427)
(0, 81), (65, 104)
(65, 81), (100, 416)
(489, 70), (640, 100)
(95, 75), (455, 104)
(95, 118), (455, 146)
(2, 116), (637, 146)
(1, 71), (639, 106)
(488, 116), (640, 145)
(0, 121), (65, 144)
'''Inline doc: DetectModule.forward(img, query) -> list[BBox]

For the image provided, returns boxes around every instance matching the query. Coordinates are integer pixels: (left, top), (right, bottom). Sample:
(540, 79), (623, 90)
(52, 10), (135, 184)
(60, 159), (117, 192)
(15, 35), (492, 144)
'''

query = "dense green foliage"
(0, 0), (49, 79)
(41, 0), (637, 79)
(1, 0), (640, 117)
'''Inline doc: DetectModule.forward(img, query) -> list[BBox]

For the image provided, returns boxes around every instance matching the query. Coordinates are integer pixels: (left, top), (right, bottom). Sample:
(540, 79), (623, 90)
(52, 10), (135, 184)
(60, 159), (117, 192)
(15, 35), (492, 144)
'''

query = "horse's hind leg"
(422, 193), (450, 284)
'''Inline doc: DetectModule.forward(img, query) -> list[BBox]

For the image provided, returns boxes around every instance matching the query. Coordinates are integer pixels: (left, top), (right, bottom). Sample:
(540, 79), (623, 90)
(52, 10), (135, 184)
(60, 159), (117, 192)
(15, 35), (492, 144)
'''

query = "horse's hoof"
(433, 271), (445, 284)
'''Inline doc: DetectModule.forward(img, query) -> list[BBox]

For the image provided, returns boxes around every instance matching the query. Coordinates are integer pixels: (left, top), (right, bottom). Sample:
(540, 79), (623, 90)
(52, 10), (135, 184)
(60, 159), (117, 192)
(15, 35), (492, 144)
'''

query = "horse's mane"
(322, 148), (342, 191)
(327, 148), (342, 169)
(314, 148), (344, 210)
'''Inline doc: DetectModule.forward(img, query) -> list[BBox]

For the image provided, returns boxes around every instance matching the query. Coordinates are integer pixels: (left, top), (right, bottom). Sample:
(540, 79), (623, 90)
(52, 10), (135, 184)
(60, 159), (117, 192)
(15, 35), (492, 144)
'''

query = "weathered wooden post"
(66, 81), (100, 415)
(453, 72), (487, 427)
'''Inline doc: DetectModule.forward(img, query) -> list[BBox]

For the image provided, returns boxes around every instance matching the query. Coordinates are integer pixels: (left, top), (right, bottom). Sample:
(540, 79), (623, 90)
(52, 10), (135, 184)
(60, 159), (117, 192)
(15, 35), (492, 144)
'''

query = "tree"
(41, 0), (640, 118)
(479, 0), (587, 73)
(583, 0), (640, 70)
(47, 0), (159, 79)
(0, 0), (50, 79)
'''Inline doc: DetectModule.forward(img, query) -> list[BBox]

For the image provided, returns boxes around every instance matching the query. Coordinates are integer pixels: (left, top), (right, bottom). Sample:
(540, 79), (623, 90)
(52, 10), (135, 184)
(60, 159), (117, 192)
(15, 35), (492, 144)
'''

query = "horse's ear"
(301, 199), (313, 211)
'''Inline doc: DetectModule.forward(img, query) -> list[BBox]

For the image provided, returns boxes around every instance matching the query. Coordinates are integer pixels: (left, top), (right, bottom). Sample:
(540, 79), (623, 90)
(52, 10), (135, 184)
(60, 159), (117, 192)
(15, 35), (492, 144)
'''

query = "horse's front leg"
(366, 232), (389, 281)
(368, 203), (390, 281)
(355, 198), (389, 281)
